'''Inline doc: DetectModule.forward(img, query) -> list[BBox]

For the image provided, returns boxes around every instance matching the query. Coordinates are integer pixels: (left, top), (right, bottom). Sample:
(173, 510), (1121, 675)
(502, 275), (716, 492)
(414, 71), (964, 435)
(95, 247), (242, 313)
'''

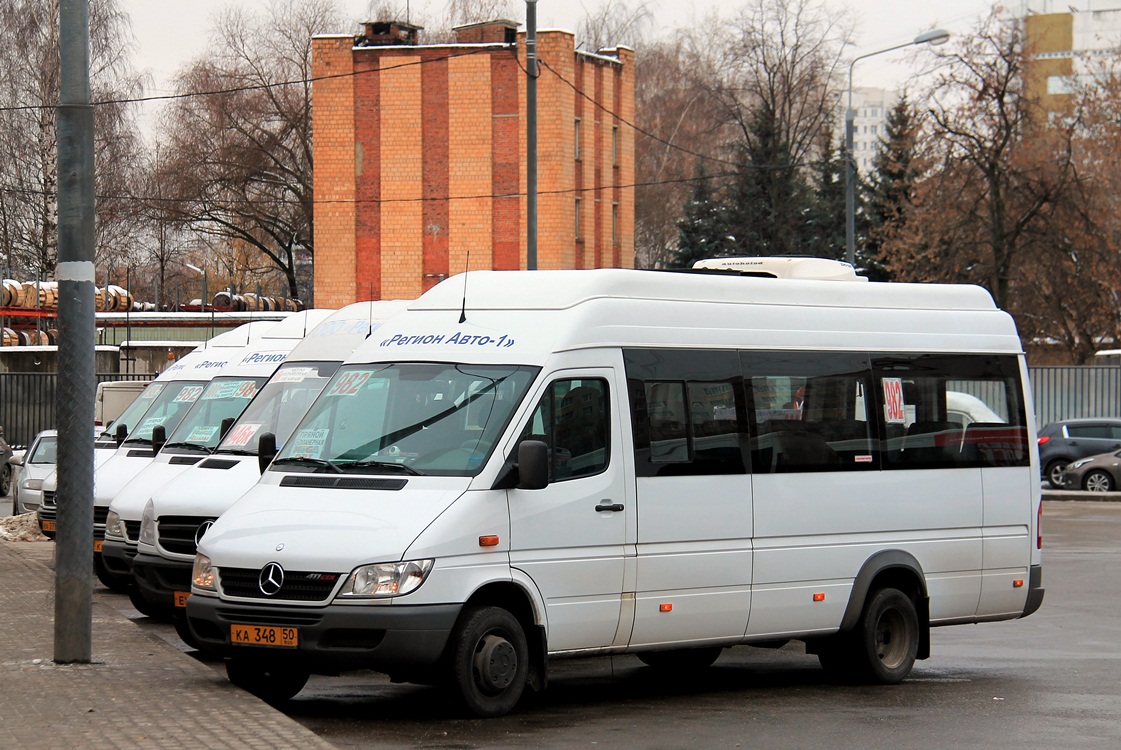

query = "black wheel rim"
(874, 607), (912, 670)
(472, 632), (518, 695)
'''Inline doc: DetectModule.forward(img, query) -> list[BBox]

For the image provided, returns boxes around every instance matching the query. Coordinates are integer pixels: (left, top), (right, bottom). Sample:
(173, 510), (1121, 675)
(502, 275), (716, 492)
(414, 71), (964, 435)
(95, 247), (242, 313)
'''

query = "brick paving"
(0, 539), (336, 749)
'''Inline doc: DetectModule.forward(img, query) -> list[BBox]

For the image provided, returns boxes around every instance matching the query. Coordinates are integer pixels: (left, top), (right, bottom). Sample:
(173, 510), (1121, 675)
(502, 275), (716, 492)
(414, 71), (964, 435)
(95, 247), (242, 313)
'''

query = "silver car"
(8, 430), (57, 514)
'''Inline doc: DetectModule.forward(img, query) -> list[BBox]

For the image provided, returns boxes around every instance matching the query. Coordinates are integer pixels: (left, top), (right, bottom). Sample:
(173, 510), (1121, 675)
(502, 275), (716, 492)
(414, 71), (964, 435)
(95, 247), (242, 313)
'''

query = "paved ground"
(0, 537), (337, 749)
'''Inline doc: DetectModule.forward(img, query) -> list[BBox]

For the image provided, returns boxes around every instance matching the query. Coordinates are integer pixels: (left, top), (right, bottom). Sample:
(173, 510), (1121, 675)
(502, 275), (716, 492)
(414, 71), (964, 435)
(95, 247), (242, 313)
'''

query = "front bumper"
(132, 552), (192, 613)
(100, 538), (138, 581)
(185, 595), (462, 675)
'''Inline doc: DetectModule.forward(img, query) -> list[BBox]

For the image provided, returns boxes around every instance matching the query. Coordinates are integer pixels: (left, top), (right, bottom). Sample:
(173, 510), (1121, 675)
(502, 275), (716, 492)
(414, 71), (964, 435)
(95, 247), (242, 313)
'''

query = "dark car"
(1038, 418), (1121, 488)
(1060, 449), (1121, 492)
(1, 426), (13, 497)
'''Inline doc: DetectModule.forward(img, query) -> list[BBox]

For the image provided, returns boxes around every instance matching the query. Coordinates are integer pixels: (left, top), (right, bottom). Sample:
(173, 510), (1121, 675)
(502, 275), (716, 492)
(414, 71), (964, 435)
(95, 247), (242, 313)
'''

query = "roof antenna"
(459, 251), (470, 324)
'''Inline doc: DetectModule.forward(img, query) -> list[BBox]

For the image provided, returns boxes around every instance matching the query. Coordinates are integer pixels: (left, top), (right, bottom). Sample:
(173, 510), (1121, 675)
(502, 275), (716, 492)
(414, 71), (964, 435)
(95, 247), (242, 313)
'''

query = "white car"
(9, 430), (57, 515)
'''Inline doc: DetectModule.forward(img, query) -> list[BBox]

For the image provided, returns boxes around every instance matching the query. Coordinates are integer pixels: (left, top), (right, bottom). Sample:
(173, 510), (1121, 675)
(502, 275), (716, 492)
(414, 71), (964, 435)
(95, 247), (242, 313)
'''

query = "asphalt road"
(8, 498), (1119, 749)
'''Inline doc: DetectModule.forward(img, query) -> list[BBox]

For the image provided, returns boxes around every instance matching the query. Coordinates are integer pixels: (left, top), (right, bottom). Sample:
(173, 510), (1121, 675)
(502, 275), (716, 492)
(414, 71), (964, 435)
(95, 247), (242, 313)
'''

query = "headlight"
(192, 554), (216, 590)
(104, 510), (125, 540)
(337, 559), (434, 599)
(1069, 459), (1091, 471)
(139, 500), (156, 546)
(22, 478), (43, 491)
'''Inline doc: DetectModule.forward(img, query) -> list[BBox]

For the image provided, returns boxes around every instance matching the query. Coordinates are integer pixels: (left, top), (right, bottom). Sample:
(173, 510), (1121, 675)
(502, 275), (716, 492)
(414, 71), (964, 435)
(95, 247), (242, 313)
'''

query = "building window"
(612, 203), (618, 245)
(575, 118), (581, 161)
(575, 197), (581, 239)
(612, 126), (618, 165)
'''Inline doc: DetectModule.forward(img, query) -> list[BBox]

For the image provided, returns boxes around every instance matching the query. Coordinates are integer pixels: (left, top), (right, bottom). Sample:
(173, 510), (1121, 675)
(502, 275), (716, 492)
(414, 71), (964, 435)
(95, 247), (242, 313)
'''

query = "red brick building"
(311, 20), (635, 306)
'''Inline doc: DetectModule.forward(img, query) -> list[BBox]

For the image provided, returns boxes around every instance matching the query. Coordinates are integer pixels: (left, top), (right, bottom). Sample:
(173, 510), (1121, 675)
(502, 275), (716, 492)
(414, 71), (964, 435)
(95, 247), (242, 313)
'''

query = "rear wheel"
(1045, 460), (1069, 489)
(637, 647), (722, 671)
(1, 464), (11, 497)
(1083, 469), (1114, 493)
(449, 606), (529, 718)
(226, 658), (309, 705)
(851, 588), (919, 684)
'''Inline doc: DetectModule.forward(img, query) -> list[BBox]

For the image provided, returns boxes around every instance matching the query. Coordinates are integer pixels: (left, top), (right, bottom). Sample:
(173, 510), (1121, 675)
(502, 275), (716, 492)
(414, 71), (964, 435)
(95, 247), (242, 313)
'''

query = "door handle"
(595, 502), (624, 512)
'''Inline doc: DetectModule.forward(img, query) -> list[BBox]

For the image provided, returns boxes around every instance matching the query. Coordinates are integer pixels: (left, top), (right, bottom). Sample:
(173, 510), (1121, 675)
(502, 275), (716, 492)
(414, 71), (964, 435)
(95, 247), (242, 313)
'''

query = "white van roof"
(216, 309), (336, 378)
(285, 300), (409, 363)
(352, 268), (1019, 366)
(691, 256), (866, 282)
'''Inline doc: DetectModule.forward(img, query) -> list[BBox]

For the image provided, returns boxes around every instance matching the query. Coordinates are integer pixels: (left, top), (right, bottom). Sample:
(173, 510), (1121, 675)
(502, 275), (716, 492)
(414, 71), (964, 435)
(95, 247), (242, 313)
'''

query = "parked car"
(1060, 449), (1121, 492)
(1038, 418), (1121, 489)
(8, 430), (57, 514)
(1, 426), (13, 497)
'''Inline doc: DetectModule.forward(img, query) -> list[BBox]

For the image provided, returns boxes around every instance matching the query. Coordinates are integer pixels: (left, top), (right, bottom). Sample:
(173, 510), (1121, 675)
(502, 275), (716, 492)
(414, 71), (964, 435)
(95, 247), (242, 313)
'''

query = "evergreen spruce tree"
(865, 94), (919, 281)
(803, 121), (847, 261)
(671, 162), (730, 268)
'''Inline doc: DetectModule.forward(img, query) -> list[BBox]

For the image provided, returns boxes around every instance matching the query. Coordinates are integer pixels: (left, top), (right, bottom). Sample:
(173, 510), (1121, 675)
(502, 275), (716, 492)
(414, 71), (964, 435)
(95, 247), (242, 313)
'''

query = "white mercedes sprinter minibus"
(100, 310), (334, 595)
(186, 265), (1044, 716)
(129, 301), (406, 626)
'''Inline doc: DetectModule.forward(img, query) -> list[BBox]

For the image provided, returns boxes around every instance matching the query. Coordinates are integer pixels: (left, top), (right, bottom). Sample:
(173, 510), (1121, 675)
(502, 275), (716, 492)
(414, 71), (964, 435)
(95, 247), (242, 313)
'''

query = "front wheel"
(852, 587), (919, 684)
(1, 464), (11, 498)
(1083, 469), (1114, 493)
(449, 606), (529, 718)
(226, 658), (309, 705)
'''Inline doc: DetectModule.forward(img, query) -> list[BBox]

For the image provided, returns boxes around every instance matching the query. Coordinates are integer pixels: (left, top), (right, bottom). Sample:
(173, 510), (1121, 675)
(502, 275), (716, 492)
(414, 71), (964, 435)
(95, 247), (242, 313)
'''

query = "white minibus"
(100, 310), (334, 595)
(186, 265), (1044, 716)
(37, 321), (279, 549)
(128, 301), (406, 628)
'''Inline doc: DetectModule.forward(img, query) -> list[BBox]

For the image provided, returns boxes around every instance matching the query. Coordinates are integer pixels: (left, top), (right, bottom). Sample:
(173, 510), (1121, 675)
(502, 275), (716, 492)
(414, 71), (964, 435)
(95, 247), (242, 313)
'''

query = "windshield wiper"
(215, 448), (257, 456)
(272, 456), (343, 473)
(333, 459), (424, 476)
(162, 441), (212, 453)
(122, 437), (153, 446)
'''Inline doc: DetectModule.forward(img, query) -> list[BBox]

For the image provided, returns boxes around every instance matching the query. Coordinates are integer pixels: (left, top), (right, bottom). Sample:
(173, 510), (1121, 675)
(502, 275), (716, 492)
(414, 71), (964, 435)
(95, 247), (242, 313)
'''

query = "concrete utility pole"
(54, 0), (97, 663)
(525, 0), (538, 270)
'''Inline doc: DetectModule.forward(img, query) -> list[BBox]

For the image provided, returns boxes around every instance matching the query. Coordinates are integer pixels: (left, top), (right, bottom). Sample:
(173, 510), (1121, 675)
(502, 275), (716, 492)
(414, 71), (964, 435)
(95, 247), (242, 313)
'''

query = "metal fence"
(0, 372), (150, 448)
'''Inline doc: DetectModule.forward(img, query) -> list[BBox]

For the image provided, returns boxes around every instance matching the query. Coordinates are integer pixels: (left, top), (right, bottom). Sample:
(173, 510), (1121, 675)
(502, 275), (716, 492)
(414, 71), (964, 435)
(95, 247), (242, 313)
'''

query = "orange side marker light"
(479, 535), (500, 547)
(659, 603), (673, 613)
(812, 593), (826, 602)
(1013, 579), (1024, 588)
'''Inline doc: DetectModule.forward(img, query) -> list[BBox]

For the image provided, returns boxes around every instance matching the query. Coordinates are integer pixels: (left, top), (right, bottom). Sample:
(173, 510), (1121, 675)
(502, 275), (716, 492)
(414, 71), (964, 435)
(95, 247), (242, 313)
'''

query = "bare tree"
(156, 0), (346, 303)
(0, 0), (144, 278)
(578, 0), (652, 52)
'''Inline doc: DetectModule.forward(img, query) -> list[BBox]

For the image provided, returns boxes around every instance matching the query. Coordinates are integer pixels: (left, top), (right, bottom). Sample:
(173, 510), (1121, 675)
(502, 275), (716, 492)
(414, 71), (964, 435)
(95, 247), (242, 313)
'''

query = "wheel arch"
(839, 549), (930, 659)
(462, 580), (547, 692)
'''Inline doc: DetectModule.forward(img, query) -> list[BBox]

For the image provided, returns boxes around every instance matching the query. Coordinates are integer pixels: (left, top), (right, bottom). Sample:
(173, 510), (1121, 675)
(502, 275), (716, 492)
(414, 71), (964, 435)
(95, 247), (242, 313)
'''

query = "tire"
(449, 606), (529, 718)
(637, 647), (722, 671)
(850, 587), (919, 684)
(173, 615), (200, 650)
(1, 464), (11, 497)
(1045, 460), (1069, 489)
(94, 554), (131, 593)
(1083, 469), (1114, 493)
(226, 658), (309, 705)
(10, 488), (22, 516)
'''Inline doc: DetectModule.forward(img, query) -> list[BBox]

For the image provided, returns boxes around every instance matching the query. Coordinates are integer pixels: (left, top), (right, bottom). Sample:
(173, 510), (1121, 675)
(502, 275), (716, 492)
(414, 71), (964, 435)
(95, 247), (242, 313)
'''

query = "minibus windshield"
(162, 377), (267, 453)
(216, 361), (341, 456)
(273, 363), (539, 477)
(123, 381), (207, 445)
(101, 381), (166, 442)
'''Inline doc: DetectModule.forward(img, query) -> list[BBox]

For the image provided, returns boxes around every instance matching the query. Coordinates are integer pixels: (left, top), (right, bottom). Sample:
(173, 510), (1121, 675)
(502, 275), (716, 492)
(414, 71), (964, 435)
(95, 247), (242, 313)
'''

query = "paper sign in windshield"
(173, 386), (204, 403)
(144, 383), (166, 399)
(289, 428), (329, 458)
(186, 425), (219, 443)
(224, 423), (262, 448)
(325, 371), (371, 397)
(273, 367), (317, 384)
(139, 416), (166, 433)
(204, 380), (259, 400)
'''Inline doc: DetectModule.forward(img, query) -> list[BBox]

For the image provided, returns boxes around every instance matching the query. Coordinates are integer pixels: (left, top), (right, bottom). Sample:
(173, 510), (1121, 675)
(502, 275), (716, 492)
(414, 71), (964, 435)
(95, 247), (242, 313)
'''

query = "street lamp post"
(844, 29), (950, 267)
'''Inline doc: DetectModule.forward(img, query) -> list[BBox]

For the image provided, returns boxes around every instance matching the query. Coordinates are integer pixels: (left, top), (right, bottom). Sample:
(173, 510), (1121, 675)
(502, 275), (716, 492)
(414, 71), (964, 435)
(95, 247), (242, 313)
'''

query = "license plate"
(230, 624), (299, 648)
(173, 591), (190, 608)
(42, 520), (56, 532)
(93, 540), (103, 553)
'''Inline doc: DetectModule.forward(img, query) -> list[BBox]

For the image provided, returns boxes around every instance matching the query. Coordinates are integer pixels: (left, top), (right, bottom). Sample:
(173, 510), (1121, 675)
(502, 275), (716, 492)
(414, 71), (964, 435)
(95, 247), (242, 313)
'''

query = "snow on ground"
(0, 512), (50, 542)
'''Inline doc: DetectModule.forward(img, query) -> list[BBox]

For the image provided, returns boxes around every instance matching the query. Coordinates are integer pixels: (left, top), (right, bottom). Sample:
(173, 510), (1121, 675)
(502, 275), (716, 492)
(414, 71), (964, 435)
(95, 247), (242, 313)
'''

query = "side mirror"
(115, 423), (127, 447)
(219, 417), (235, 440)
(258, 432), (278, 474)
(517, 440), (550, 490)
(7, 454), (24, 468)
(152, 425), (166, 453)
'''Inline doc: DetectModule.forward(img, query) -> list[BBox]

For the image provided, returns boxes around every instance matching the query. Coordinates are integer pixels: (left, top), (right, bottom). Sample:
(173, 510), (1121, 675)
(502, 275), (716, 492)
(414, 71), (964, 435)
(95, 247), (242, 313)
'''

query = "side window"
(874, 354), (1028, 469)
(521, 378), (609, 481)
(1069, 425), (1110, 439)
(742, 351), (875, 473)
(625, 349), (748, 476)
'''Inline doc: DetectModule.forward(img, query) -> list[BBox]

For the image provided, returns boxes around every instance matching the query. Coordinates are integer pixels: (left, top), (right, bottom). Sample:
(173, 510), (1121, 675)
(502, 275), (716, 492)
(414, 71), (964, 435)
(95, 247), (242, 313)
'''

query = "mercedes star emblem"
(194, 519), (215, 546)
(258, 562), (285, 596)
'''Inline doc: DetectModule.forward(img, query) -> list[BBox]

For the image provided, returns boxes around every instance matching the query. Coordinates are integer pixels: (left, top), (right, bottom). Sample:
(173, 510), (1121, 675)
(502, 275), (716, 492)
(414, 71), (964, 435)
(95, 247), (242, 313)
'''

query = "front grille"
(157, 516), (216, 556)
(123, 520), (141, 542)
(93, 506), (109, 526)
(218, 567), (343, 602)
(41, 491), (56, 509)
(215, 608), (325, 627)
